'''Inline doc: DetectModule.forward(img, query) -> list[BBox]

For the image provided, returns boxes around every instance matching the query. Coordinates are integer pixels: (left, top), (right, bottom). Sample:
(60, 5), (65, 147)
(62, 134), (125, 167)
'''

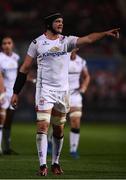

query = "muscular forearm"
(77, 28), (120, 47)
(79, 68), (90, 93)
(0, 74), (5, 93)
(80, 75), (90, 92)
(77, 32), (107, 47)
(20, 63), (31, 74)
(85, 32), (107, 43)
(19, 55), (33, 74)
(0, 83), (5, 93)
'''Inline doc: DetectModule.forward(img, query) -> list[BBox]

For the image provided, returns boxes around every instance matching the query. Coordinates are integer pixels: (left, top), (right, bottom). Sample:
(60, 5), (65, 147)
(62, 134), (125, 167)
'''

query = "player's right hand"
(105, 28), (120, 39)
(11, 94), (18, 109)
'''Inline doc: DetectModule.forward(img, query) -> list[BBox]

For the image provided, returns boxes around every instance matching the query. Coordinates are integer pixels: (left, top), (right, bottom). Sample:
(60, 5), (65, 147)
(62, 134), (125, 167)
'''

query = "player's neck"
(3, 51), (13, 56)
(44, 30), (59, 40)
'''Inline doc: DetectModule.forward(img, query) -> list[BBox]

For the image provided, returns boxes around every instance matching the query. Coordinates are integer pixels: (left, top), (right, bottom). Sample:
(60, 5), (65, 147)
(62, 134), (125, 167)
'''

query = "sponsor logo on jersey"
(9, 63), (16, 68)
(43, 46), (67, 58)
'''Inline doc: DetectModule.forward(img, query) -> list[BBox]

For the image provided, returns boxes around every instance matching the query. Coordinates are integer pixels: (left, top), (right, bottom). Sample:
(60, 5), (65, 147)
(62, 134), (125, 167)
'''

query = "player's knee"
(37, 121), (49, 134)
(51, 115), (66, 126)
(36, 112), (51, 134)
(69, 111), (82, 118)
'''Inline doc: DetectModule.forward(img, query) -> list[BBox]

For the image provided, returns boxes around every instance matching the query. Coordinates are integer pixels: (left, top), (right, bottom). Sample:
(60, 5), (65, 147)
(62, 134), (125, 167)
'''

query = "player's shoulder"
(12, 52), (20, 61)
(0, 52), (7, 63)
(59, 34), (66, 40)
(59, 35), (78, 45)
(76, 55), (83, 62)
(0, 52), (6, 66)
(59, 34), (76, 42)
(30, 35), (46, 46)
(33, 34), (47, 42)
(0, 52), (5, 58)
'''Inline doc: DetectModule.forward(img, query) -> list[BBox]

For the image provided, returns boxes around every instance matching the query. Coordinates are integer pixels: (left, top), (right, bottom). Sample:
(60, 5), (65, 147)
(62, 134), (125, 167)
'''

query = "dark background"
(1, 0), (126, 122)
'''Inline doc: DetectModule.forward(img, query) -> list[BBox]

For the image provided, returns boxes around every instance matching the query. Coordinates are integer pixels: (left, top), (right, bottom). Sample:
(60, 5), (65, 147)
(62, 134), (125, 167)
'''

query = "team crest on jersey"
(39, 97), (46, 105)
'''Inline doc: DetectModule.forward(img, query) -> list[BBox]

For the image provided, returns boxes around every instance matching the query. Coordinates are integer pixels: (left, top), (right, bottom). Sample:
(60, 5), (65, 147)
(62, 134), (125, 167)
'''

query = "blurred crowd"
(85, 70), (126, 109)
(1, 0), (126, 120)
(0, 0), (126, 56)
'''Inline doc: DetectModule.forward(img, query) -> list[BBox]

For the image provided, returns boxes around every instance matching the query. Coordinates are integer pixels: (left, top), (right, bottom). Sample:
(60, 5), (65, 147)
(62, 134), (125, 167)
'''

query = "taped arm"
(13, 55), (33, 95)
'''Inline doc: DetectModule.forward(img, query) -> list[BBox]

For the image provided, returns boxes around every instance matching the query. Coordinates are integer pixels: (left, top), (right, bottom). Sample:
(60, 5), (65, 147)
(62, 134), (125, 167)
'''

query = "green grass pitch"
(0, 123), (126, 179)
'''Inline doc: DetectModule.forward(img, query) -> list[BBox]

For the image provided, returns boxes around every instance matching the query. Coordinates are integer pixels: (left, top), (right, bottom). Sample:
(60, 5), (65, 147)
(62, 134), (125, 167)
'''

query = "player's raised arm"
(11, 55), (33, 108)
(76, 28), (120, 47)
(20, 55), (33, 74)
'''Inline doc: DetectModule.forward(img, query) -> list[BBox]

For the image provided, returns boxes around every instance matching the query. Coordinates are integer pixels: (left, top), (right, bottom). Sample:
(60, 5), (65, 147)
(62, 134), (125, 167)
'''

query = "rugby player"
(0, 37), (20, 154)
(68, 49), (90, 158)
(11, 13), (119, 176)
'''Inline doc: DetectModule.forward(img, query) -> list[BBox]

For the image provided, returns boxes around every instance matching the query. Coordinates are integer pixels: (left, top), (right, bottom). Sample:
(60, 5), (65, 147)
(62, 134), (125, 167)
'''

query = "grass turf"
(0, 123), (126, 179)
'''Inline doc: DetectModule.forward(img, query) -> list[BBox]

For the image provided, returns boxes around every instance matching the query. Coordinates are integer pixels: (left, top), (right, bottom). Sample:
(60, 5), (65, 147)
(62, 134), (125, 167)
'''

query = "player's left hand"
(105, 28), (120, 39)
(79, 87), (87, 94)
(11, 94), (19, 109)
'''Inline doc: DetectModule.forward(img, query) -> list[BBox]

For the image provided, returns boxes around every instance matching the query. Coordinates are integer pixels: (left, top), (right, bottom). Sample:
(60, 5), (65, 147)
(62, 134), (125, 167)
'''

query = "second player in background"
(68, 49), (90, 158)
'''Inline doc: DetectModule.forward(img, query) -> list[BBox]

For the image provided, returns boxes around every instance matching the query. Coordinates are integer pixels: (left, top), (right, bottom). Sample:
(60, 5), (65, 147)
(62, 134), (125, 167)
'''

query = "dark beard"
(49, 26), (62, 35)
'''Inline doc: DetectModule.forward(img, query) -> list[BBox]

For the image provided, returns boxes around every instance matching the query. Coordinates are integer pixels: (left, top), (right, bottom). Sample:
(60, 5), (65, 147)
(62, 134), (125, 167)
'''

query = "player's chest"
(2, 58), (18, 71)
(37, 40), (66, 55)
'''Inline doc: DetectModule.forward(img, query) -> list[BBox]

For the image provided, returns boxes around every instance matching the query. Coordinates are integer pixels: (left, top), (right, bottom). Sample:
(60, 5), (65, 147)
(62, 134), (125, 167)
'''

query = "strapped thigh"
(36, 112), (51, 123)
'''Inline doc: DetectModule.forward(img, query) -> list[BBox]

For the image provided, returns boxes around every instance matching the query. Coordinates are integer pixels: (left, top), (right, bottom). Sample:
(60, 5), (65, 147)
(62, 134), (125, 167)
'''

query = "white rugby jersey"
(0, 52), (20, 95)
(27, 34), (78, 91)
(68, 53), (87, 91)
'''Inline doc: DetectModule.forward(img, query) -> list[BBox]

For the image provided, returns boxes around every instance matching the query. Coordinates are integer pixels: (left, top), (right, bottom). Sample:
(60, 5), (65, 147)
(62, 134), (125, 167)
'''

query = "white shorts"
(70, 90), (82, 108)
(36, 88), (70, 113)
(0, 92), (14, 110)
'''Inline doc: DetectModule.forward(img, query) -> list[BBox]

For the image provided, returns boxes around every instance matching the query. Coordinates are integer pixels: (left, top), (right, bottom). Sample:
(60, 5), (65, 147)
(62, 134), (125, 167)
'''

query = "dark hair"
(44, 13), (63, 29)
(2, 36), (13, 43)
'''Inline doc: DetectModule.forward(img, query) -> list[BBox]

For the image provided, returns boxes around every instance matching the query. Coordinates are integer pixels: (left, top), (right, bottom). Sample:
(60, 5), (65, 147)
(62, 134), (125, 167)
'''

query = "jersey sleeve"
(66, 36), (79, 52)
(17, 54), (20, 61)
(27, 40), (37, 59)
